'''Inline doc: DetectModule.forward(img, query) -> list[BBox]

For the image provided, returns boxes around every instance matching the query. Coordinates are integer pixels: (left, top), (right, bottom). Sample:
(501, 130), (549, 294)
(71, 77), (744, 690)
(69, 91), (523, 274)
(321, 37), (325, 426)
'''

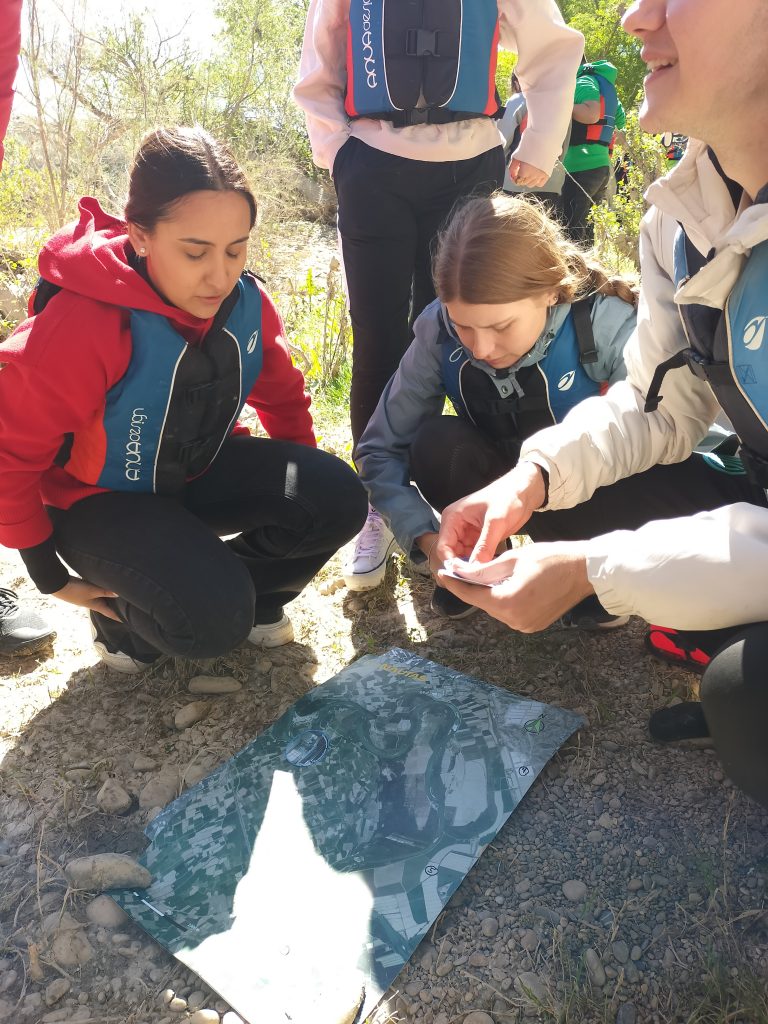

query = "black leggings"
(50, 436), (368, 661)
(333, 138), (505, 443)
(411, 415), (768, 809)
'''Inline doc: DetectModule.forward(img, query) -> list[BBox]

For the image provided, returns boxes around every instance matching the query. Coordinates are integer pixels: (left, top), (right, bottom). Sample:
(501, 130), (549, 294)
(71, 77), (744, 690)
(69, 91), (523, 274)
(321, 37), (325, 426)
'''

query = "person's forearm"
(572, 100), (600, 124)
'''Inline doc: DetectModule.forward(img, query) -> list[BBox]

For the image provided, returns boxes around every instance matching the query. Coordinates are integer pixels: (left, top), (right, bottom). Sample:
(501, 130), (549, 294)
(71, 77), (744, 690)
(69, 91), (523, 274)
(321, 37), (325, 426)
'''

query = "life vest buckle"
(405, 28), (440, 58)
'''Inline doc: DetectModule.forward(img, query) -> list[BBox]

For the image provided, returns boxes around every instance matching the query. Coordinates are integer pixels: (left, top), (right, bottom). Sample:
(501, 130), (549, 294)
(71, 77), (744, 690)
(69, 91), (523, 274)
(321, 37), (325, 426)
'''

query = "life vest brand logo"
(247, 330), (259, 354)
(743, 316), (767, 351)
(125, 408), (147, 481)
(557, 370), (576, 391)
(361, 0), (377, 88)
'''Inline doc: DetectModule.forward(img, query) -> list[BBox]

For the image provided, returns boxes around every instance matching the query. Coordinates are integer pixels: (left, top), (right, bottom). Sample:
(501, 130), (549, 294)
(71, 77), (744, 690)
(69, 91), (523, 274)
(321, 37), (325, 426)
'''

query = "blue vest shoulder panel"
(725, 240), (768, 433)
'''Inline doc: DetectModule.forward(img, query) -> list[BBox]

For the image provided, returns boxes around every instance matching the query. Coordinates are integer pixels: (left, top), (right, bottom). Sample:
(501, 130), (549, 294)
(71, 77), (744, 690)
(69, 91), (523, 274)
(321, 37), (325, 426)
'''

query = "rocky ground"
(2, 529), (767, 1024)
(1, 222), (767, 1024)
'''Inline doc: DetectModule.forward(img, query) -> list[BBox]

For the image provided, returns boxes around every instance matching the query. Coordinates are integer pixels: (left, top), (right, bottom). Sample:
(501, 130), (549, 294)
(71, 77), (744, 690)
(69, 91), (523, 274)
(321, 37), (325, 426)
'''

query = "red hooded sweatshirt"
(0, 197), (316, 591)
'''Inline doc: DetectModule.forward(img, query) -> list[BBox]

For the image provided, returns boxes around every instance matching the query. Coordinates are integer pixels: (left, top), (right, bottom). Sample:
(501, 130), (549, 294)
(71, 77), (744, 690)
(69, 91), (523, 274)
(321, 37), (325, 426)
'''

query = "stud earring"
(139, 248), (147, 256)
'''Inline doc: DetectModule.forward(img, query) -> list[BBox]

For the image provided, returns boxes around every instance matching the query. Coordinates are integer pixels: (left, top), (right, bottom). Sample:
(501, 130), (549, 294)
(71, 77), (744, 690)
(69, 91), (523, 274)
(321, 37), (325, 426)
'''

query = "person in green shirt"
(555, 60), (626, 246)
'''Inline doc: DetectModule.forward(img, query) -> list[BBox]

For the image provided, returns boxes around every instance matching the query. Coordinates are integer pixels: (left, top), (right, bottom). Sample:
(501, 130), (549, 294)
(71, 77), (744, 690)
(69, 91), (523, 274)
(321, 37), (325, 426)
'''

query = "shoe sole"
(93, 640), (158, 675)
(344, 541), (399, 592)
(644, 634), (708, 675)
(430, 601), (479, 621)
(561, 614), (630, 631)
(248, 619), (295, 648)
(0, 631), (56, 657)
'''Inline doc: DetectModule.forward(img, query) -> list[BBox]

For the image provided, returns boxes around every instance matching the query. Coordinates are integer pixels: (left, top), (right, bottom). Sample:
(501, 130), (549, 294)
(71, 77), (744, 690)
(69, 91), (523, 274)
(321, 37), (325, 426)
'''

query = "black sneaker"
(430, 585), (478, 620)
(561, 595), (629, 631)
(649, 701), (710, 742)
(0, 589), (56, 656)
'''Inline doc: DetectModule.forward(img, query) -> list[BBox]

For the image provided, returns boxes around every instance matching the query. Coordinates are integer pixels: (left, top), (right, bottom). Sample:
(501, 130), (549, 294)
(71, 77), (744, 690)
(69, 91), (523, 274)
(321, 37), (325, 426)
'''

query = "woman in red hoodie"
(0, 125), (367, 672)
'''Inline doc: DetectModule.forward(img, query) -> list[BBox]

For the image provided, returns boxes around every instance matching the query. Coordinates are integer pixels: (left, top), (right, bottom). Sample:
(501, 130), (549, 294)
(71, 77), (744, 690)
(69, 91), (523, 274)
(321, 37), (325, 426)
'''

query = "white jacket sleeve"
(293, 0), (349, 171)
(587, 504), (768, 630)
(519, 207), (720, 509)
(500, 0), (583, 174)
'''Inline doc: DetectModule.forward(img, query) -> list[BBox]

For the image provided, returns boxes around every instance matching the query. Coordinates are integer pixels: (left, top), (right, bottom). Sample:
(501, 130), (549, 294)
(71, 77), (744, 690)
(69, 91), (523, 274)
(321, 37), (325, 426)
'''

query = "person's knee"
(157, 559), (255, 660)
(312, 450), (368, 542)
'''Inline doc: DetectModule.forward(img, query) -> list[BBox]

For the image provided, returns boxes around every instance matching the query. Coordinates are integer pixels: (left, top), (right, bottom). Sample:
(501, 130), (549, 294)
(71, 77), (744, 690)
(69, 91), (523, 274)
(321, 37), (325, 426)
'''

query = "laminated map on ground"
(112, 647), (583, 1024)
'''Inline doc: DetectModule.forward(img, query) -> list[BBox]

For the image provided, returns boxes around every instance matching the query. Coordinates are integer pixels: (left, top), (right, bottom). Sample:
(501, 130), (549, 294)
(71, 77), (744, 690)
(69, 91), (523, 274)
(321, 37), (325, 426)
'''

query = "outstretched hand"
(437, 542), (593, 633)
(53, 577), (121, 621)
(435, 462), (546, 567)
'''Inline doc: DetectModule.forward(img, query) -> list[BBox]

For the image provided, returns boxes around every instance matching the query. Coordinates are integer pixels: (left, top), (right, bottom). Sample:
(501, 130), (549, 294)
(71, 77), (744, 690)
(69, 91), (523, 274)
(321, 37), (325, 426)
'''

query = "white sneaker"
(343, 507), (398, 591)
(91, 624), (160, 675)
(248, 613), (295, 648)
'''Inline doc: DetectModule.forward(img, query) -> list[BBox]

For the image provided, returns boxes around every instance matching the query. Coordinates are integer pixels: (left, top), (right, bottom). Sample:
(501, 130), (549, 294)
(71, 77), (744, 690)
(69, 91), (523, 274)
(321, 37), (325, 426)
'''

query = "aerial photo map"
(112, 647), (583, 1023)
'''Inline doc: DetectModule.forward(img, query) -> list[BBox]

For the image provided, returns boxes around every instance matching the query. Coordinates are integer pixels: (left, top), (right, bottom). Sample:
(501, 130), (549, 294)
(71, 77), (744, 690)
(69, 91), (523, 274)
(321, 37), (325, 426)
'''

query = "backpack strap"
(571, 296), (598, 365)
(32, 277), (63, 315)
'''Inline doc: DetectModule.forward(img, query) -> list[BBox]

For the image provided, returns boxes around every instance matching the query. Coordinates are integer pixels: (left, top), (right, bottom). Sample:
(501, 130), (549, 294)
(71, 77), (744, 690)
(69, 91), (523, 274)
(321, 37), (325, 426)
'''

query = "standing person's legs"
(555, 165), (611, 246)
(411, 146), (506, 324)
(333, 139), (421, 446)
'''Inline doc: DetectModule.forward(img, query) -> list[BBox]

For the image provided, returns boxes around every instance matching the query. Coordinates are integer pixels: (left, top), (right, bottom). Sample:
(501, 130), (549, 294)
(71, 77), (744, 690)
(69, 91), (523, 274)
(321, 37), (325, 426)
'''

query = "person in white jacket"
(293, 0), (582, 591)
(434, 0), (768, 809)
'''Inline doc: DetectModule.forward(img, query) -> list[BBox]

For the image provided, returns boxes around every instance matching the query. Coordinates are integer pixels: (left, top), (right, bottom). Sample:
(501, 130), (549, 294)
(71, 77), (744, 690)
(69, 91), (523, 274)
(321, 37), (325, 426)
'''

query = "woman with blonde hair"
(355, 192), (637, 618)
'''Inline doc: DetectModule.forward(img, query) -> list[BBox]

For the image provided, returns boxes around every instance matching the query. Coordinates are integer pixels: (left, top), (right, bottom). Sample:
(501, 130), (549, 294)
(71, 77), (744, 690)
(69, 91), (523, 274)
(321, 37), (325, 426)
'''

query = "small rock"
(532, 906), (560, 926)
(85, 896), (127, 928)
(562, 879), (587, 902)
(133, 755), (157, 771)
(65, 854), (152, 891)
(597, 813), (614, 829)
(174, 701), (211, 730)
(435, 960), (454, 977)
(630, 945), (642, 961)
(96, 779), (132, 815)
(169, 996), (188, 1011)
(515, 971), (548, 1005)
(161, 989), (175, 1005)
(65, 769), (94, 785)
(468, 952), (488, 968)
(585, 948), (606, 987)
(139, 776), (177, 809)
(189, 1011), (220, 1024)
(591, 771), (607, 786)
(481, 917), (499, 938)
(44, 979), (71, 1006)
(616, 1002), (637, 1024)
(51, 928), (95, 967)
(463, 1014), (494, 1024)
(612, 940), (629, 965)
(514, 879), (531, 894)
(188, 675), (241, 695)
(627, 878), (643, 892)
(520, 929), (539, 952)
(187, 991), (207, 1011)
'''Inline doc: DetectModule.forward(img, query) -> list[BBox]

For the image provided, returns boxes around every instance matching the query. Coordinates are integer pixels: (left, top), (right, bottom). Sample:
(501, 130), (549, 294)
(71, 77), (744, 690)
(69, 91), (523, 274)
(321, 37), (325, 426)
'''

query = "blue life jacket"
(439, 300), (601, 459)
(645, 224), (768, 485)
(570, 66), (618, 147)
(35, 273), (264, 495)
(344, 0), (502, 128)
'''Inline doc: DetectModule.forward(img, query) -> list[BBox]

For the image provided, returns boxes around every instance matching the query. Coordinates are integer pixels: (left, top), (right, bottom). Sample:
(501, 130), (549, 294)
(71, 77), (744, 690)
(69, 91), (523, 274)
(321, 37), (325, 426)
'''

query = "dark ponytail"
(125, 125), (257, 231)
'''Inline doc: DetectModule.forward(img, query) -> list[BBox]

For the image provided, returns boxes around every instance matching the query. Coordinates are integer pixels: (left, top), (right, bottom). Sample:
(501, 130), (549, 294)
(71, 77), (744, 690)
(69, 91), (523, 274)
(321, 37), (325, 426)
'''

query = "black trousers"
(50, 436), (368, 661)
(553, 164), (611, 247)
(411, 415), (768, 809)
(333, 138), (505, 443)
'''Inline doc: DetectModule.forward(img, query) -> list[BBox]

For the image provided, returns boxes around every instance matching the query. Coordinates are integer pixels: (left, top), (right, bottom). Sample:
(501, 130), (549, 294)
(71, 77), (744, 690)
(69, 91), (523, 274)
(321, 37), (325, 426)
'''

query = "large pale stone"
(188, 675), (241, 695)
(96, 778), (132, 815)
(64, 854), (151, 891)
